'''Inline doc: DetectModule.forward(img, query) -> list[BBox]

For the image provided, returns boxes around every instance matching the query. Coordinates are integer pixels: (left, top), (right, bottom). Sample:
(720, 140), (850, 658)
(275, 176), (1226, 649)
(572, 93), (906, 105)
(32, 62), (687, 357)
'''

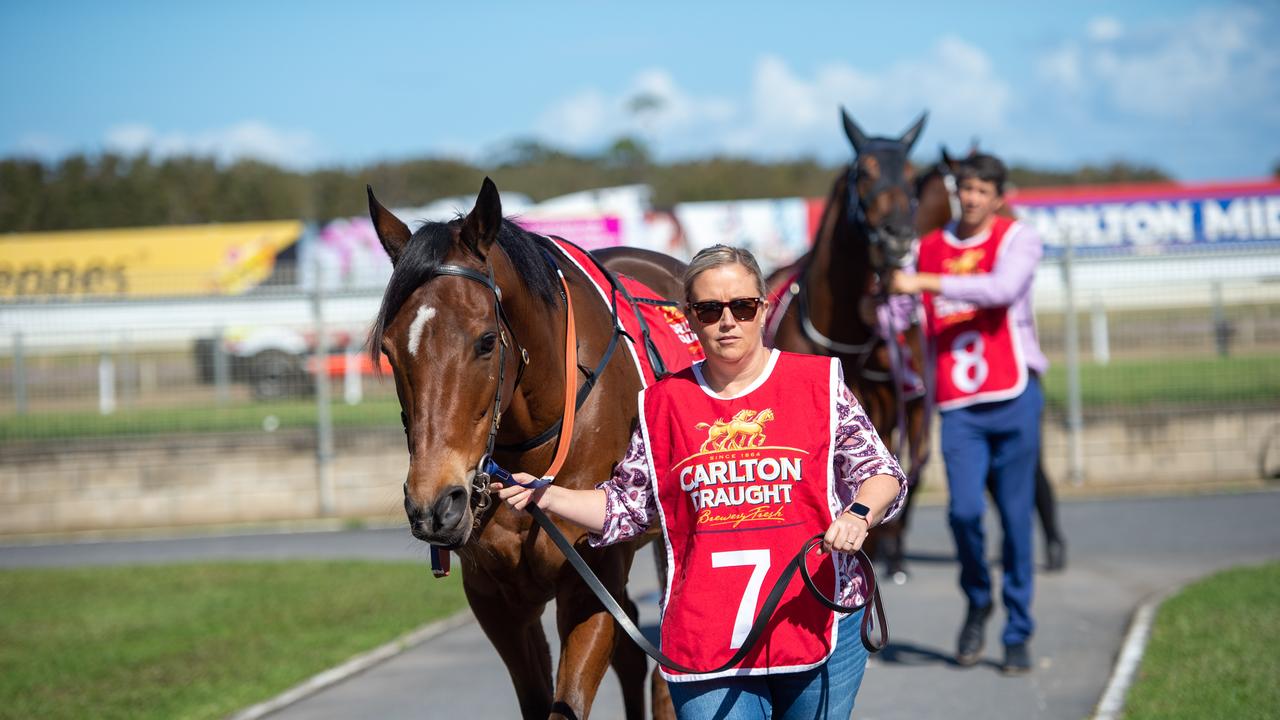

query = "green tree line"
(0, 137), (1172, 233)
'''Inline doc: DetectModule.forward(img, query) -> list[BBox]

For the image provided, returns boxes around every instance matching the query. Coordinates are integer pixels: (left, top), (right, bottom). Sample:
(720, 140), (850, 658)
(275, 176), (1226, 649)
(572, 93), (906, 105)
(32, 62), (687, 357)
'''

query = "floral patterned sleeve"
(832, 368), (908, 524)
(587, 425), (657, 547)
(831, 365), (909, 607)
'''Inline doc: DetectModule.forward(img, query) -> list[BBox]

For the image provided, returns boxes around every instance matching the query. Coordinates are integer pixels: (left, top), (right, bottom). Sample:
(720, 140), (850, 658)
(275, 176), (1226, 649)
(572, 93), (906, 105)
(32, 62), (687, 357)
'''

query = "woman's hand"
(490, 472), (550, 512)
(888, 270), (917, 295)
(820, 511), (871, 555)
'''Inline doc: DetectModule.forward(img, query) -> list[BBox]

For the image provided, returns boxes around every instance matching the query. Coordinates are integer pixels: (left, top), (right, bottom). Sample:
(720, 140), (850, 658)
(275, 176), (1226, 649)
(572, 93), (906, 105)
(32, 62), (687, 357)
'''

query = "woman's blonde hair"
(682, 245), (768, 302)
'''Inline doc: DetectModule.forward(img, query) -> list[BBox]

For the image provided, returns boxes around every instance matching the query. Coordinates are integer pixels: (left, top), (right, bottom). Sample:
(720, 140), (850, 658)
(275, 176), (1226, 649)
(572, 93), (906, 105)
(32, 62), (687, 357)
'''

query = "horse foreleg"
(609, 595), (649, 720)
(466, 582), (554, 719)
(552, 565), (631, 720)
(650, 669), (674, 720)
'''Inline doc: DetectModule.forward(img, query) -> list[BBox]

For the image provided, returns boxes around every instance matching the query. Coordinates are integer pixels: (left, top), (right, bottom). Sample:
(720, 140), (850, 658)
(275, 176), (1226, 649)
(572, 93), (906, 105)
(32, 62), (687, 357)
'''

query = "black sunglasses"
(687, 297), (765, 324)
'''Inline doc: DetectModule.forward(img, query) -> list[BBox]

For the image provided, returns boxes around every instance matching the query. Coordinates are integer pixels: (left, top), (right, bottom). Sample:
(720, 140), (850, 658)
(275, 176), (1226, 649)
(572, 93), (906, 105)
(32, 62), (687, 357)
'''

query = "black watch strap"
(847, 502), (873, 526)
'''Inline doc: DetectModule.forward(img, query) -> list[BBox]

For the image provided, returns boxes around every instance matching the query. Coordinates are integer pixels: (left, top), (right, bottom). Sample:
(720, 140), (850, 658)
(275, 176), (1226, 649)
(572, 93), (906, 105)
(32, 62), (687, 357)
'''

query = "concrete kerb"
(226, 610), (475, 720)
(1091, 584), (1183, 720)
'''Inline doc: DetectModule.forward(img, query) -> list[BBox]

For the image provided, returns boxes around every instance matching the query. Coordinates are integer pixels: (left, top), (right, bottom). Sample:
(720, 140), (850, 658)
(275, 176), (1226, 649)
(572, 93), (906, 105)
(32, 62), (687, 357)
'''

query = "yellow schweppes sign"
(0, 221), (303, 299)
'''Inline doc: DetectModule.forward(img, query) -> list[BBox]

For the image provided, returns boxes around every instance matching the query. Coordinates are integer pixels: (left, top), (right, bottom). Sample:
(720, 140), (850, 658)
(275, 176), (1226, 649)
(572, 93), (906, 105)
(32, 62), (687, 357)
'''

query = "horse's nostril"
(433, 486), (470, 531)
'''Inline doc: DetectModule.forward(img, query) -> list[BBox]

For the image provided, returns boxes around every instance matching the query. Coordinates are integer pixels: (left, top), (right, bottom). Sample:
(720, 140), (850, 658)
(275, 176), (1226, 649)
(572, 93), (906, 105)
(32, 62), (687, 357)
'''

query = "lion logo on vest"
(696, 408), (776, 452)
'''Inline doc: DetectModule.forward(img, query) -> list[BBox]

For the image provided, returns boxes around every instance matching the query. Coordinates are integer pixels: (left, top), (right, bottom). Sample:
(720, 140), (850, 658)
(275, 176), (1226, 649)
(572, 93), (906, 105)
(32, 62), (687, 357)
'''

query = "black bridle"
(793, 139), (918, 360)
(786, 139), (926, 482)
(847, 139), (919, 273)
(396, 261), (531, 527)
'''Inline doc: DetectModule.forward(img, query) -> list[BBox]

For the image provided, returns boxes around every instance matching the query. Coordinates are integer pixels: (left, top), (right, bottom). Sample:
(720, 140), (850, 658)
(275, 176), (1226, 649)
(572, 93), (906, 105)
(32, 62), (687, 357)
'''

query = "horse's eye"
(476, 332), (498, 357)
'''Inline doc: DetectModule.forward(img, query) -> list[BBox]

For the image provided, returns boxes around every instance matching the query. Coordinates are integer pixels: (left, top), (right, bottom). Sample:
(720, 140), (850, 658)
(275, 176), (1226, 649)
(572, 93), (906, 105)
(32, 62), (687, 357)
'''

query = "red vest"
(918, 216), (1028, 410)
(640, 350), (843, 681)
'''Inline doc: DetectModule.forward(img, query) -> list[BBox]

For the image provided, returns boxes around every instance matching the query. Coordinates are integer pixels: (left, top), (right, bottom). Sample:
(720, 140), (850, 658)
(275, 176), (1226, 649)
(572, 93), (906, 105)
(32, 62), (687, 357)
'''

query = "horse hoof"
(891, 570), (909, 585)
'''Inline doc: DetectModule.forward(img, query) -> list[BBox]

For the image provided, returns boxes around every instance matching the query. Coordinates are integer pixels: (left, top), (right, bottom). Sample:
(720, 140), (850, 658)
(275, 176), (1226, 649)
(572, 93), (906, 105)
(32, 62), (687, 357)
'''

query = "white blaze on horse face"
(407, 305), (437, 358)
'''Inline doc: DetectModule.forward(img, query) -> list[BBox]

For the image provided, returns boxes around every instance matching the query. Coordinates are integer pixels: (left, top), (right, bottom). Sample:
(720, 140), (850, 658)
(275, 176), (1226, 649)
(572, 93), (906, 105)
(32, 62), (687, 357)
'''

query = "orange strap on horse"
(542, 271), (578, 480)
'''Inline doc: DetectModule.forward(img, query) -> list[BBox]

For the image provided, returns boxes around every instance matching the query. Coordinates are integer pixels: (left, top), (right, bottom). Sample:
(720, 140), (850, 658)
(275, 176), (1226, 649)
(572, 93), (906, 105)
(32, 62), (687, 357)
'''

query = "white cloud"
(102, 121), (321, 168)
(535, 69), (734, 151)
(1087, 16), (1124, 42)
(1038, 6), (1279, 119)
(534, 36), (1012, 163)
(728, 38), (1012, 158)
(12, 132), (71, 159)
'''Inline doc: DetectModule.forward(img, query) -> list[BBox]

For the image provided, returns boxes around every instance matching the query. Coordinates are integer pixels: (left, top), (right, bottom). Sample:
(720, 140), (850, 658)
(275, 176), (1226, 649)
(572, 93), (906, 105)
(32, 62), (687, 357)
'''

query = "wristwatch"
(845, 502), (874, 528)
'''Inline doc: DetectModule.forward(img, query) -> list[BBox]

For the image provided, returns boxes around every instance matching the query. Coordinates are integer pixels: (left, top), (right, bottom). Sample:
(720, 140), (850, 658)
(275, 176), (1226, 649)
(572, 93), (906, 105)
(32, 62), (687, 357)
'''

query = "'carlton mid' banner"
(1010, 180), (1280, 257)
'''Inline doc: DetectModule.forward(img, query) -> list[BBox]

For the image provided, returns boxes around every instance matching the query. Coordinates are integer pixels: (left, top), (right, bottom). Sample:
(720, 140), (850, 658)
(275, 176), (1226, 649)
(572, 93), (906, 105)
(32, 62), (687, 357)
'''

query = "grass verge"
(1122, 560), (1280, 719)
(0, 560), (468, 720)
(1042, 354), (1280, 411)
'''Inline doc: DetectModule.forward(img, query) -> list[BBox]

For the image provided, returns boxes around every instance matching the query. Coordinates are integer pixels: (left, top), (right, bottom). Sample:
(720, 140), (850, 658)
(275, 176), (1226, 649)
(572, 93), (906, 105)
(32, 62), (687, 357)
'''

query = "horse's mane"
(370, 218), (561, 359)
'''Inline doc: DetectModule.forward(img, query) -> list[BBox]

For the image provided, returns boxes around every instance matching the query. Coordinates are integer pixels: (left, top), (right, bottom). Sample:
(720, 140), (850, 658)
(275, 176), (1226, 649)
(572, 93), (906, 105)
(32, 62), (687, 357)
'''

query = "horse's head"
(368, 178), (552, 547)
(840, 107), (927, 272)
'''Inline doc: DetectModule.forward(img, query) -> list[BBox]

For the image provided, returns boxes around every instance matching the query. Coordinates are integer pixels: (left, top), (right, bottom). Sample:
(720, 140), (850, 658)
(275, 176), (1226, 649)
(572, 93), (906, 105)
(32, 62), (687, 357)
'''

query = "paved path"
(5, 490), (1278, 719)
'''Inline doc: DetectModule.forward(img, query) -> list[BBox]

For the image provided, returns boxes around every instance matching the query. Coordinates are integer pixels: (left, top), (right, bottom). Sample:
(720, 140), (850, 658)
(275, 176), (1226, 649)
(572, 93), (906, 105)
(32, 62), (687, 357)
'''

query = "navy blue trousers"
(940, 378), (1043, 646)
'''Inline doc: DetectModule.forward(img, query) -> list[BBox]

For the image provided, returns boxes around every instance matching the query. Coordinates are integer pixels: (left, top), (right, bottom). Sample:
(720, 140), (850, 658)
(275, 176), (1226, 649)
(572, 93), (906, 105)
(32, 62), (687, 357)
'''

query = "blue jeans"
(941, 378), (1043, 646)
(666, 610), (868, 720)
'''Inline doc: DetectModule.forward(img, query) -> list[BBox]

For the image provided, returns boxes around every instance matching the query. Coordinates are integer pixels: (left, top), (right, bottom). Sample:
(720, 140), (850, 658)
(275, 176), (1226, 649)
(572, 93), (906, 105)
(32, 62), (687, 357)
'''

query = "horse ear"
(898, 111), (928, 152)
(840, 106), (868, 155)
(940, 145), (956, 167)
(367, 186), (411, 265)
(462, 177), (503, 257)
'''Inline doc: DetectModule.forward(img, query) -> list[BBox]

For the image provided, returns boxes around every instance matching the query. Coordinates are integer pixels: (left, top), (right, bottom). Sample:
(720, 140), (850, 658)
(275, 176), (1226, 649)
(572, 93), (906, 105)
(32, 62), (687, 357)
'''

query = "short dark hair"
(956, 153), (1007, 195)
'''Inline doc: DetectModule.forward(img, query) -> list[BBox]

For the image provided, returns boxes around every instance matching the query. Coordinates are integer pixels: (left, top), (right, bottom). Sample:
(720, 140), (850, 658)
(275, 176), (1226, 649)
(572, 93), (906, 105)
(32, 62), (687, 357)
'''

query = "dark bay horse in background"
(766, 108), (931, 583)
(369, 178), (683, 719)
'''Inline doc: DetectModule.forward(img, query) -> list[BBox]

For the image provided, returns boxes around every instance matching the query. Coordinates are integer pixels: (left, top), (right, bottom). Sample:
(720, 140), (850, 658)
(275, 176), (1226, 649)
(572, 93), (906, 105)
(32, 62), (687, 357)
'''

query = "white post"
(1090, 297), (1110, 366)
(213, 326), (231, 407)
(344, 332), (363, 406)
(13, 331), (27, 416)
(312, 258), (336, 516)
(1060, 231), (1085, 486)
(98, 346), (117, 416)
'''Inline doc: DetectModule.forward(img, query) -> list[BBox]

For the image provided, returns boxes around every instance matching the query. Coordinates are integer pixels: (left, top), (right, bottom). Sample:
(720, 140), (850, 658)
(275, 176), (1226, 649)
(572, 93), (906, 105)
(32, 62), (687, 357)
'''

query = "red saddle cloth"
(551, 237), (704, 386)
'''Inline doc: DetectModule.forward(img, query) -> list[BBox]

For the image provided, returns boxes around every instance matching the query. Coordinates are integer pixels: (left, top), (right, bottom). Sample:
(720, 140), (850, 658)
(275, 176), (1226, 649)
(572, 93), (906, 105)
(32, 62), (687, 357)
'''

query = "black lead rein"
(523, 500), (889, 670)
(489, 453), (889, 670)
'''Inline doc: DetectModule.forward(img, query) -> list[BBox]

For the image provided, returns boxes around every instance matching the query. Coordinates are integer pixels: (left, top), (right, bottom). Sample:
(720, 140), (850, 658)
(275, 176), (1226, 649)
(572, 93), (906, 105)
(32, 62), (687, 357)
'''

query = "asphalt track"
(4, 489), (1278, 719)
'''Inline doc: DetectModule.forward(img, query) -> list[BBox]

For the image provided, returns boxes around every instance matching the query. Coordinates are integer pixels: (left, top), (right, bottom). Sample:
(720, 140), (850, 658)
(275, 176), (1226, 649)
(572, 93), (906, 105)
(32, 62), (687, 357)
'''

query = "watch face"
(850, 502), (871, 518)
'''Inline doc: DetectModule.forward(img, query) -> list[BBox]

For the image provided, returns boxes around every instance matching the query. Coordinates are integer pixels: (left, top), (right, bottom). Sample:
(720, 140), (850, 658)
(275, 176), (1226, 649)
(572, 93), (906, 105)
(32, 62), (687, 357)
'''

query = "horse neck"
(804, 173), (872, 338)
(487, 247), (570, 459)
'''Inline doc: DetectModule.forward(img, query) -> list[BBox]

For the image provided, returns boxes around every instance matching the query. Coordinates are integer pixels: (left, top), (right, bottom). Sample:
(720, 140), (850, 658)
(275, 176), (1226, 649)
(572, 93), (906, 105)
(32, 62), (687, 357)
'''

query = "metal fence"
(2, 246), (1279, 535)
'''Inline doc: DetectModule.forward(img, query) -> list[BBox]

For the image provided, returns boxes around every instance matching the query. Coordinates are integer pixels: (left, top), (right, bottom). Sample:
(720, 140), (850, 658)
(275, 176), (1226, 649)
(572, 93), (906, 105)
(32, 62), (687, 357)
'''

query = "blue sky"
(2, 1), (1276, 181)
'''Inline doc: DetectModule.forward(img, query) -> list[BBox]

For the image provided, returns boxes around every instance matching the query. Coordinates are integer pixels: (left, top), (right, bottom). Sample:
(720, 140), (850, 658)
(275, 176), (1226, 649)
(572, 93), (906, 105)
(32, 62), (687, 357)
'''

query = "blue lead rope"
(484, 455), (553, 489)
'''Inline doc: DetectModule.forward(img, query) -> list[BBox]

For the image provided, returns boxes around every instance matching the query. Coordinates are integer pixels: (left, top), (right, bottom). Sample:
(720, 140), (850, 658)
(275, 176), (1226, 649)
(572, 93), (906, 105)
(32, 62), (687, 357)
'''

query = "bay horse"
(368, 178), (684, 719)
(766, 108), (931, 583)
